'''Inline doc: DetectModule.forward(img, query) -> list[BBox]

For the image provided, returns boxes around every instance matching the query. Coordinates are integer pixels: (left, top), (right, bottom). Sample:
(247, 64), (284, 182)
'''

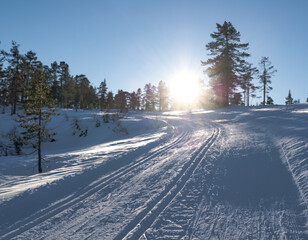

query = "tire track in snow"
(114, 126), (220, 240)
(0, 130), (190, 240)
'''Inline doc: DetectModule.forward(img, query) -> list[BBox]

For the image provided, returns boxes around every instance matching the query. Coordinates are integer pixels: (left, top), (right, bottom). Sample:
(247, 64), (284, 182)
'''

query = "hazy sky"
(1, 0), (307, 104)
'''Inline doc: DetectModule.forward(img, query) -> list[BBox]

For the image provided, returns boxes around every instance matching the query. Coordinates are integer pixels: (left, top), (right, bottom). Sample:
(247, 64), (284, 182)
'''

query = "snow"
(0, 105), (307, 239)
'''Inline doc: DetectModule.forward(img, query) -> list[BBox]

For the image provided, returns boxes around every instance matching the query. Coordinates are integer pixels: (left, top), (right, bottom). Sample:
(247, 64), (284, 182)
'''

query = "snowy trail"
(0, 114), (200, 239)
(143, 121), (306, 239)
(115, 126), (219, 240)
(0, 129), (189, 239)
(0, 107), (307, 239)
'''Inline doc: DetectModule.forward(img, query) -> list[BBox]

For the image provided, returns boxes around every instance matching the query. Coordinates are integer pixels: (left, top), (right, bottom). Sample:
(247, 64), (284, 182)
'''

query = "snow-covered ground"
(0, 105), (307, 239)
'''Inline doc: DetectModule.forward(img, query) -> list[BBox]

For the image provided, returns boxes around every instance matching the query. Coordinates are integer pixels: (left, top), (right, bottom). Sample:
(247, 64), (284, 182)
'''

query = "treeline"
(0, 41), (102, 114)
(2, 22), (304, 114)
(0, 41), (186, 115)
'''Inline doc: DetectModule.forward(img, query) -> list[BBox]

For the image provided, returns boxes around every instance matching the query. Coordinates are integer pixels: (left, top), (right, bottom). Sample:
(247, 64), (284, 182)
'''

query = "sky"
(1, 0), (307, 105)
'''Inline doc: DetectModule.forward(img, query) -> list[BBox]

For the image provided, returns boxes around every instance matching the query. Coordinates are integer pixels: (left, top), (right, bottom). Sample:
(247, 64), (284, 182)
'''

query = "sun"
(168, 69), (200, 105)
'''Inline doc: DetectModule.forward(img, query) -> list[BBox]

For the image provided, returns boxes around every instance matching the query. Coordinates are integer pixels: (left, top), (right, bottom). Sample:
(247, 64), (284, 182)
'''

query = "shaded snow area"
(0, 105), (307, 239)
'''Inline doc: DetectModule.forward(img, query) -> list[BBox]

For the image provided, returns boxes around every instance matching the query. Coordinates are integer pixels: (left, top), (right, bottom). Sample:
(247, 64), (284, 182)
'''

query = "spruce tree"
(98, 79), (107, 111)
(285, 90), (293, 105)
(16, 68), (57, 173)
(258, 57), (276, 105)
(266, 96), (274, 105)
(201, 21), (250, 107)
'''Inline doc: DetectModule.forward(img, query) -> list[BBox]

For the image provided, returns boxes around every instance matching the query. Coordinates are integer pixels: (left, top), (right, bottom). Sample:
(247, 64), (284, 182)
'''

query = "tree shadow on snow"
(215, 147), (301, 208)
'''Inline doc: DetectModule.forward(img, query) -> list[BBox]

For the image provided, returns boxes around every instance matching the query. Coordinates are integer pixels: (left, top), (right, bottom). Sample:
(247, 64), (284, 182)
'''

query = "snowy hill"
(0, 105), (307, 239)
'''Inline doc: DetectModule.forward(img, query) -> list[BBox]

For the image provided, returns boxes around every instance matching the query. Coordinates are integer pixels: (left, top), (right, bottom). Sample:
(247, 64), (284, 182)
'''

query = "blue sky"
(1, 0), (307, 104)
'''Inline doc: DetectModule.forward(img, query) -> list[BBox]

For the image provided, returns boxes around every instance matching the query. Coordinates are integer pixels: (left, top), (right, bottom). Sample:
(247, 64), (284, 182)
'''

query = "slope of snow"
(0, 109), (168, 202)
(0, 105), (307, 239)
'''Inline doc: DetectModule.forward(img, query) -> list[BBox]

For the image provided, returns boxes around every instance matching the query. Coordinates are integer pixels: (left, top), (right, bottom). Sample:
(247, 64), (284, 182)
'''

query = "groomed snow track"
(0, 129), (191, 240)
(114, 126), (219, 240)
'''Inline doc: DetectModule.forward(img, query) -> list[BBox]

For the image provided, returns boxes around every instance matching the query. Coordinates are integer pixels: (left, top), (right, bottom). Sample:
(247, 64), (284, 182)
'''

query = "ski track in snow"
(0, 129), (189, 239)
(0, 106), (307, 239)
(114, 125), (219, 240)
(143, 122), (307, 239)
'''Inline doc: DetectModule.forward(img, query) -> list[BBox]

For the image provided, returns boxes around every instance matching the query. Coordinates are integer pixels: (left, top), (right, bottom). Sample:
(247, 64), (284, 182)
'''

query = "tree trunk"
(263, 83), (266, 106)
(247, 88), (250, 107)
(38, 108), (42, 173)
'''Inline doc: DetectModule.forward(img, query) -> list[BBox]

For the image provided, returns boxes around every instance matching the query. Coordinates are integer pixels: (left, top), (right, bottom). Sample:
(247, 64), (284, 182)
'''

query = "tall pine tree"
(6, 41), (24, 115)
(106, 91), (114, 110)
(202, 21), (250, 107)
(114, 90), (127, 112)
(240, 62), (258, 106)
(143, 83), (157, 111)
(0, 48), (8, 112)
(136, 88), (142, 110)
(17, 69), (57, 173)
(98, 79), (108, 111)
(158, 81), (168, 111)
(258, 56), (276, 105)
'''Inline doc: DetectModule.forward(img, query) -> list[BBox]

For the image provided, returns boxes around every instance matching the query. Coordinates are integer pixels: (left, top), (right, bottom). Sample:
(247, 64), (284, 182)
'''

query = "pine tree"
(16, 69), (57, 173)
(201, 21), (250, 107)
(136, 88), (142, 110)
(98, 79), (107, 111)
(143, 83), (157, 111)
(22, 51), (41, 102)
(114, 90), (127, 112)
(258, 57), (276, 105)
(158, 81), (168, 111)
(62, 75), (76, 108)
(6, 41), (24, 115)
(266, 96), (274, 105)
(129, 91), (138, 110)
(49, 61), (60, 102)
(74, 74), (91, 109)
(285, 90), (293, 105)
(0, 49), (8, 112)
(230, 92), (243, 105)
(106, 91), (114, 109)
(239, 62), (258, 106)
(58, 61), (70, 107)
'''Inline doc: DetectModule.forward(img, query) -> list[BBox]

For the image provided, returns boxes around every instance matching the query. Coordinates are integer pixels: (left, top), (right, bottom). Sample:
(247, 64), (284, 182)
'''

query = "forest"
(0, 22), (288, 117)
